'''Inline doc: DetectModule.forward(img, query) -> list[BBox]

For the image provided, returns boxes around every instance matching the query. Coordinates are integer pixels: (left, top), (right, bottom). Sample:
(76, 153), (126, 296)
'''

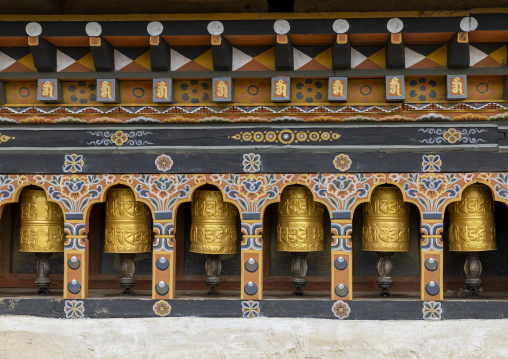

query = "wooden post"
(241, 220), (263, 300)
(63, 222), (88, 299)
(420, 220), (444, 301)
(152, 221), (176, 300)
(331, 219), (353, 300)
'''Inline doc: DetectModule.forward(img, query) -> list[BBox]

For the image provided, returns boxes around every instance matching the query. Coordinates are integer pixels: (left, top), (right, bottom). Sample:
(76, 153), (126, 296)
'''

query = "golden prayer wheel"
(104, 188), (152, 254)
(448, 184), (496, 252)
(277, 187), (324, 252)
(190, 190), (237, 255)
(362, 186), (410, 252)
(20, 189), (64, 253)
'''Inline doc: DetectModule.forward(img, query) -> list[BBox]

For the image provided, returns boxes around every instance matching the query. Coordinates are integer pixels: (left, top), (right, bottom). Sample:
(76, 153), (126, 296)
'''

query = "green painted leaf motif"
(435, 196), (447, 211)
(166, 197), (177, 211)
(138, 174), (151, 185)
(50, 175), (62, 186)
(60, 198), (72, 211)
(445, 173), (456, 183)
(87, 174), (99, 185)
(345, 195), (356, 211)
(237, 198), (248, 212)
(408, 174), (418, 184)
(256, 197), (267, 211)
(149, 197), (159, 211)
(417, 196), (429, 211)
(355, 173), (366, 182)
(177, 174), (188, 184)
(329, 196), (340, 210)
(0, 175), (10, 186)
(78, 197), (90, 212)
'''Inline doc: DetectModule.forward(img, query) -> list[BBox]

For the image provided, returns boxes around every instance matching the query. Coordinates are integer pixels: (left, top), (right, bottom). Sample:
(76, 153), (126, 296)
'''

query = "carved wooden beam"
(448, 32), (470, 69)
(90, 37), (114, 72)
(28, 36), (56, 72)
(332, 34), (351, 69)
(275, 34), (293, 71)
(150, 36), (171, 71)
(211, 35), (232, 71)
(386, 33), (405, 69)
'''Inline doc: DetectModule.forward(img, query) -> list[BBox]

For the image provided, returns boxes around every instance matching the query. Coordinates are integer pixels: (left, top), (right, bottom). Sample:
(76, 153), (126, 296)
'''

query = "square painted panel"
(446, 75), (467, 100)
(97, 79), (119, 103)
(386, 75), (405, 102)
(328, 77), (348, 102)
(37, 79), (62, 103)
(212, 77), (233, 102)
(153, 79), (173, 103)
(271, 76), (291, 102)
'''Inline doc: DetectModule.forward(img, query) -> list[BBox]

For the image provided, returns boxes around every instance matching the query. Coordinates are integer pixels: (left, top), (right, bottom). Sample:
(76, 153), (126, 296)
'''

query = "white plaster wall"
(0, 316), (507, 358)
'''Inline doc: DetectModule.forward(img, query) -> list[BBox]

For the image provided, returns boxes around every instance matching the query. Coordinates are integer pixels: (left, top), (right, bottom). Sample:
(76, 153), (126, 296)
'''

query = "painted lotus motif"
(61, 175), (90, 200)
(238, 175), (267, 201)
(417, 174), (448, 200)
(150, 175), (178, 199)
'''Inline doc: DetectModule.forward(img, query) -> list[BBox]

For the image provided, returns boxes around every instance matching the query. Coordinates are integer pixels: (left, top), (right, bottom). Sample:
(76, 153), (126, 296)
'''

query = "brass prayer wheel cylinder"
(448, 184), (496, 252)
(19, 189), (65, 252)
(362, 186), (410, 252)
(277, 187), (325, 252)
(104, 188), (152, 253)
(190, 190), (237, 254)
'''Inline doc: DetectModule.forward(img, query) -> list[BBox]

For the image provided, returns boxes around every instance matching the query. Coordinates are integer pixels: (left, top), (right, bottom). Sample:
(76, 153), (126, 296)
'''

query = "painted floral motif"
(149, 175), (178, 199)
(409, 78), (437, 102)
(331, 300), (350, 319)
(236, 79), (270, 103)
(418, 128), (487, 144)
(64, 300), (84, 319)
(153, 300), (171, 317)
(416, 174), (448, 200)
(63, 154), (84, 173)
(60, 175), (90, 200)
(86, 130), (153, 146)
(241, 300), (260, 318)
(0, 175), (15, 200)
(238, 175), (267, 201)
(111, 131), (128, 146)
(295, 79), (324, 103)
(242, 153), (261, 173)
(68, 81), (97, 104)
(421, 155), (442, 173)
(155, 154), (173, 172)
(333, 154), (352, 172)
(312, 173), (371, 212)
(422, 301), (442, 320)
(443, 128), (462, 143)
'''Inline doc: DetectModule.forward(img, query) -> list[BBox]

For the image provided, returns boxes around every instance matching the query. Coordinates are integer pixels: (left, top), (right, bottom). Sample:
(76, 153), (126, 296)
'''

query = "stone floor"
(0, 316), (507, 358)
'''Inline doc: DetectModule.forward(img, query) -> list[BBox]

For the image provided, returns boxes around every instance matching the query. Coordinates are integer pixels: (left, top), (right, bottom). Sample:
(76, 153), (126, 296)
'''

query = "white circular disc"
(333, 19), (349, 34)
(85, 22), (102, 37)
(147, 21), (163, 36)
(25, 22), (42, 36)
(274, 20), (290, 35)
(207, 21), (224, 35)
(387, 18), (403, 33)
(460, 16), (478, 32)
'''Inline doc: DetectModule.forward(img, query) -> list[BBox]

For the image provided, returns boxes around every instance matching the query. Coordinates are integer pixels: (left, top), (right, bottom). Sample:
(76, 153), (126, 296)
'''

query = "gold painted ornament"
(104, 188), (152, 254)
(448, 184), (496, 252)
(277, 187), (324, 252)
(190, 190), (237, 255)
(20, 189), (64, 253)
(362, 186), (410, 252)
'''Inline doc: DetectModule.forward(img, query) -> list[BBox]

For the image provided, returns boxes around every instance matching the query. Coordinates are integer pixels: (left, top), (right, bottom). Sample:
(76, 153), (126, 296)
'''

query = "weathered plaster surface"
(0, 316), (507, 358)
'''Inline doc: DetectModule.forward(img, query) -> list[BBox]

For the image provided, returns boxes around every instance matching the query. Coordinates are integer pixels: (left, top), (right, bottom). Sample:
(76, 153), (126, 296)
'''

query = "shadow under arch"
(350, 183), (422, 296)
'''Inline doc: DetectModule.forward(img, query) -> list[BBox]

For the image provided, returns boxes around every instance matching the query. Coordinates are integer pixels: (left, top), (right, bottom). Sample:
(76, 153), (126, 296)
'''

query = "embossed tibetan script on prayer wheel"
(104, 188), (152, 254)
(362, 186), (410, 297)
(362, 186), (410, 252)
(277, 186), (325, 296)
(448, 184), (496, 252)
(190, 190), (238, 295)
(105, 188), (152, 294)
(448, 184), (496, 298)
(20, 189), (65, 294)
(20, 189), (65, 253)
(277, 187), (324, 253)
(190, 190), (237, 255)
